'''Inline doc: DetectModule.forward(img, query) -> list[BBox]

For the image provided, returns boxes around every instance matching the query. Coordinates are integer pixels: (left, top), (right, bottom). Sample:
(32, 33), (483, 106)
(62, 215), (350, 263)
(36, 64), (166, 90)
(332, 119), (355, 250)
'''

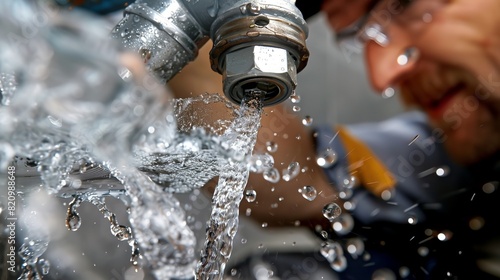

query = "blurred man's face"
(323, 0), (500, 165)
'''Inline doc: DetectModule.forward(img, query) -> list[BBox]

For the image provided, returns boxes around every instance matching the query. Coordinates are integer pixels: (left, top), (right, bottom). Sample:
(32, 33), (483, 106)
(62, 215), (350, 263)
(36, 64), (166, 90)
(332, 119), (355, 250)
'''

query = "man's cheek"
(443, 107), (462, 130)
(478, 72), (500, 102)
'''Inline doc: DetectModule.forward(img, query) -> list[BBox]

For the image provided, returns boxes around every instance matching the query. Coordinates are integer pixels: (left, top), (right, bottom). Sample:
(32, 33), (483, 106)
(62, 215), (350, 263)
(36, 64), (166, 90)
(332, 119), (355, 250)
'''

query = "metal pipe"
(110, 0), (309, 106)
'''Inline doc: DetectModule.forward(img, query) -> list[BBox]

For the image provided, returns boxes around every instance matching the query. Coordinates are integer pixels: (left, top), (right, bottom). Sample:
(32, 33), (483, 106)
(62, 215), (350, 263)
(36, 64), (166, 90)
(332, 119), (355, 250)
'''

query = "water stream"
(196, 96), (263, 279)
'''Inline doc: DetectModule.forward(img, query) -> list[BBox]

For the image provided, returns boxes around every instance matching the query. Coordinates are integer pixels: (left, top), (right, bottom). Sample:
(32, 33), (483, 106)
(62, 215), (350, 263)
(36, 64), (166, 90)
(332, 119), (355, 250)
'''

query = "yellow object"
(337, 126), (396, 197)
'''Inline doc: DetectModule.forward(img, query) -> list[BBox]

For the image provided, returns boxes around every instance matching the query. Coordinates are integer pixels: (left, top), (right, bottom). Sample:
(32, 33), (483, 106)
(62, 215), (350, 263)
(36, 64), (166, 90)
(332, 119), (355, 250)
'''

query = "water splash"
(0, 1), (288, 279)
(18, 238), (50, 280)
(0, 1), (197, 278)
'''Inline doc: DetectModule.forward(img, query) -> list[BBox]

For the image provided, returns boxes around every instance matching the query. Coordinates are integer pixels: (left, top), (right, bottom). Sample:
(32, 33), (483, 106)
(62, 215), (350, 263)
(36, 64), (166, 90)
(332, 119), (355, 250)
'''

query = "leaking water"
(196, 95), (263, 279)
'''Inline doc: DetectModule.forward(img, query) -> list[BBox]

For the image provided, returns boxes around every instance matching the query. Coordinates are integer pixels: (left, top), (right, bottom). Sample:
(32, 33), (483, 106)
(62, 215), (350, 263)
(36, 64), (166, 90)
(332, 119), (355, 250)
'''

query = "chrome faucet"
(108, 0), (310, 107)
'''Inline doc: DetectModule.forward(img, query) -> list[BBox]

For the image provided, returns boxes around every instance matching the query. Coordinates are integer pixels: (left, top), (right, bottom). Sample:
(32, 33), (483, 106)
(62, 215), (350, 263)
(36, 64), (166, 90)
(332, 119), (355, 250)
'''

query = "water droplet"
(422, 12), (433, 23)
(418, 246), (429, 257)
(302, 116), (313, 126)
(299, 185), (317, 201)
(120, 28), (130, 37)
(323, 202), (342, 222)
(292, 105), (301, 112)
(408, 215), (418, 225)
(133, 15), (141, 22)
(437, 230), (453, 241)
(482, 181), (498, 194)
(344, 201), (356, 212)
(316, 148), (337, 168)
(382, 87), (395, 98)
(265, 141), (278, 153)
(78, 162), (88, 173)
(290, 94), (301, 103)
(245, 208), (252, 216)
(320, 241), (345, 270)
(231, 268), (238, 276)
(469, 216), (485, 230)
(139, 48), (152, 63)
(261, 222), (268, 228)
(263, 167), (280, 183)
(435, 166), (449, 177)
(346, 238), (365, 256)
(400, 266), (411, 278)
(330, 255), (347, 272)
(342, 175), (358, 189)
(397, 54), (409, 66)
(363, 23), (389, 46)
(249, 153), (274, 173)
(245, 189), (257, 202)
(332, 214), (354, 235)
(282, 162), (300, 181)
(397, 47), (420, 66)
(338, 189), (353, 200)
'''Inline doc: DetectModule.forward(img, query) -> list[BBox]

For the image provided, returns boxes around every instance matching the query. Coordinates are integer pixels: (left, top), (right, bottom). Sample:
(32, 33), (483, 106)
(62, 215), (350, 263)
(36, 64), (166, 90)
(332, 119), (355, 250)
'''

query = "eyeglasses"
(335, 0), (446, 48)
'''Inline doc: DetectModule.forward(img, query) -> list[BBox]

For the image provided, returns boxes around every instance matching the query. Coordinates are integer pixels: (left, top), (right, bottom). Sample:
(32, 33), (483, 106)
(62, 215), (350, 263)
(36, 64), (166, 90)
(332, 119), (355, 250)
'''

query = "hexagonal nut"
(223, 45), (298, 106)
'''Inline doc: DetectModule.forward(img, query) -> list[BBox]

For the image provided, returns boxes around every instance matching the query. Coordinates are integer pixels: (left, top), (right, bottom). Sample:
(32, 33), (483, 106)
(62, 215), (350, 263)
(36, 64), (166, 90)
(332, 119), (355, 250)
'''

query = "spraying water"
(0, 1), (270, 279)
(196, 95), (263, 279)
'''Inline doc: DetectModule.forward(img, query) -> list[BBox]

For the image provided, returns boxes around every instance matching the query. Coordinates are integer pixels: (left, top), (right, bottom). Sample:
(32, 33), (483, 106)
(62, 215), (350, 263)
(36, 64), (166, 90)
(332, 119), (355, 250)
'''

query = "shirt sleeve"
(314, 111), (474, 226)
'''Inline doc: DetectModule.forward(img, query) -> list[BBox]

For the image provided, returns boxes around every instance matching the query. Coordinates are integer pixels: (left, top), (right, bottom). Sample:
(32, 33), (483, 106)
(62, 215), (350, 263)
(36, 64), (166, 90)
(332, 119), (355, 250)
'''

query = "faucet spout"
(109, 0), (309, 106)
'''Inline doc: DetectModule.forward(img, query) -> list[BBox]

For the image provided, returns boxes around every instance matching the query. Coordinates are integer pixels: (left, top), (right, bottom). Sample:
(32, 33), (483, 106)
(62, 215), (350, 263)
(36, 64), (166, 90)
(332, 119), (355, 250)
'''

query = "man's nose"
(364, 39), (417, 93)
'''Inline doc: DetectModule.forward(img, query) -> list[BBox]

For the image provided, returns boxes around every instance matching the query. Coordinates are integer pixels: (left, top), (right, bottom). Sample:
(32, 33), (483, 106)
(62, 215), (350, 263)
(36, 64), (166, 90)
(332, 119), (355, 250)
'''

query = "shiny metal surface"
(111, 0), (309, 106)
